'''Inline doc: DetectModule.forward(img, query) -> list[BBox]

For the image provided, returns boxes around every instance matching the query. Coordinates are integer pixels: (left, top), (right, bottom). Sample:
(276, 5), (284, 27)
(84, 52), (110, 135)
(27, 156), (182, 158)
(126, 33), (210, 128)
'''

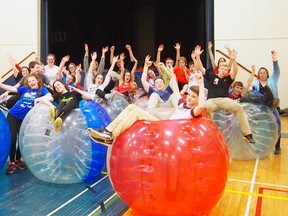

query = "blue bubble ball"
(0, 111), (11, 170)
(19, 100), (111, 184)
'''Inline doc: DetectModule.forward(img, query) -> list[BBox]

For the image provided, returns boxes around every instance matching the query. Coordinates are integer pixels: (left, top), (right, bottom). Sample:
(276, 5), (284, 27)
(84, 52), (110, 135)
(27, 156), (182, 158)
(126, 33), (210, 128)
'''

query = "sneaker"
(243, 134), (255, 143)
(274, 147), (281, 155)
(277, 107), (285, 115)
(54, 117), (63, 132)
(48, 106), (56, 123)
(0, 102), (9, 112)
(94, 96), (104, 104)
(6, 162), (16, 174)
(15, 160), (26, 170)
(87, 128), (113, 146)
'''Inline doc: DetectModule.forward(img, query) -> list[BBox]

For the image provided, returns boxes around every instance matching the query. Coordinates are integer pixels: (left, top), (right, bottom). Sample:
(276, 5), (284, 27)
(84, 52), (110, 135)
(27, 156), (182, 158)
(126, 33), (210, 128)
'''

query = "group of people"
(88, 43), (283, 156)
(0, 42), (283, 175)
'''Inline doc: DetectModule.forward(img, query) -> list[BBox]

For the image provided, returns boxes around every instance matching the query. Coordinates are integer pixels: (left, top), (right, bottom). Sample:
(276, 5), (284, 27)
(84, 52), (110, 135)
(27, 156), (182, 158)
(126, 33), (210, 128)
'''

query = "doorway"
(41, 0), (213, 68)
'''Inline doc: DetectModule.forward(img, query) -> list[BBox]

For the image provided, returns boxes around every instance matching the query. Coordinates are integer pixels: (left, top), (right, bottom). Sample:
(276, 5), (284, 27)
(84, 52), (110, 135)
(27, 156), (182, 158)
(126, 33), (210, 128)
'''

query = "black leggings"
(7, 114), (22, 162)
(104, 79), (117, 94)
(96, 79), (117, 99)
(56, 100), (78, 122)
(275, 135), (281, 149)
(177, 82), (186, 92)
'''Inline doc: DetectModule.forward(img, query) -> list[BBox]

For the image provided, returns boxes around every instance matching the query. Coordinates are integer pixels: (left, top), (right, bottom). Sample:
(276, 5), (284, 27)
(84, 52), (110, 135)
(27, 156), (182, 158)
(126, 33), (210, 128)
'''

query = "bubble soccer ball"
(108, 117), (229, 216)
(19, 101), (111, 184)
(0, 111), (11, 170)
(213, 103), (278, 160)
(104, 94), (129, 120)
(95, 94), (129, 120)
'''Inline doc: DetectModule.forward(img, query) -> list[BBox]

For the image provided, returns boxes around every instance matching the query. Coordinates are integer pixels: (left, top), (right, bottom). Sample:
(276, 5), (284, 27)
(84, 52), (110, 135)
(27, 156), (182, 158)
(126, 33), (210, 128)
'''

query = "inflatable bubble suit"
(103, 94), (129, 120)
(133, 94), (175, 120)
(108, 117), (229, 216)
(213, 102), (278, 160)
(94, 94), (129, 120)
(19, 100), (111, 184)
(0, 111), (11, 170)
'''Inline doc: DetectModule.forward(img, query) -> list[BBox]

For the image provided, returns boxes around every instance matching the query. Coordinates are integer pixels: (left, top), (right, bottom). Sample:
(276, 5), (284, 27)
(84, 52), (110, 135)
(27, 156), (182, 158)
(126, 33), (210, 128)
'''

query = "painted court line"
(47, 175), (109, 216)
(244, 158), (259, 216)
(225, 189), (288, 201)
(228, 178), (288, 189)
(87, 192), (118, 216)
(256, 187), (288, 216)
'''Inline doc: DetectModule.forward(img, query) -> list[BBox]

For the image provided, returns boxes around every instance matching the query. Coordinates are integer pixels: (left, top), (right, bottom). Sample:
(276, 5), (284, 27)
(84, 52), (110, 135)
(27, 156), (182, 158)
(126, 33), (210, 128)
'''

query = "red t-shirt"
(174, 67), (190, 84)
(228, 93), (242, 100)
(116, 82), (132, 94)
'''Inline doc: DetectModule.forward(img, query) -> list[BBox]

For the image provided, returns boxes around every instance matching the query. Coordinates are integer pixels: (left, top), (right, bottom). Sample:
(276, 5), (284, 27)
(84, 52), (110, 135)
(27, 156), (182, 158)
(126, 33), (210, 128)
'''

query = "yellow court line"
(225, 189), (288, 201)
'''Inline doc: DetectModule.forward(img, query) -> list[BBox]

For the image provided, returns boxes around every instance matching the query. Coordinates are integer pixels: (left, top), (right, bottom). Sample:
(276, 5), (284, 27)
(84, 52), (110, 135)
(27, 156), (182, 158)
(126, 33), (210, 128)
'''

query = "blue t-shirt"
(9, 86), (50, 120)
(61, 76), (75, 87)
(148, 86), (173, 103)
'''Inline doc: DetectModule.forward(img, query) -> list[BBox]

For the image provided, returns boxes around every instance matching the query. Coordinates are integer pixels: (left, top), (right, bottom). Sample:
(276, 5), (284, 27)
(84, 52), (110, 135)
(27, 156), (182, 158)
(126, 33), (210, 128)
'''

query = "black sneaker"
(15, 160), (26, 170)
(274, 147), (281, 155)
(243, 134), (256, 144)
(87, 128), (113, 146)
(0, 102), (9, 112)
(6, 162), (16, 174)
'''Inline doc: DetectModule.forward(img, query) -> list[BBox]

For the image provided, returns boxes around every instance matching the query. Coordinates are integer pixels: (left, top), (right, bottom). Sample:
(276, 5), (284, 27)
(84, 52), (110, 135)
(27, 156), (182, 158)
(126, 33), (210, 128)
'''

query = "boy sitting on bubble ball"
(87, 53), (206, 146)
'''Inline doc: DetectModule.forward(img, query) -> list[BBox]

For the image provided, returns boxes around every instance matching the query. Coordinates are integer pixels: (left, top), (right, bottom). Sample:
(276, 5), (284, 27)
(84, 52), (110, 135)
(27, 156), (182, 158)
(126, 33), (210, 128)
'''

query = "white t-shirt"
(169, 98), (199, 120)
(44, 65), (59, 82)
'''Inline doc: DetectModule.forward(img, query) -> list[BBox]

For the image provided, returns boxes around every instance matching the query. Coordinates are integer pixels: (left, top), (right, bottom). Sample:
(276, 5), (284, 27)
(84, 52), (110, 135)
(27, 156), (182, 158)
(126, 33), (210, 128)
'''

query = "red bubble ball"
(109, 117), (229, 216)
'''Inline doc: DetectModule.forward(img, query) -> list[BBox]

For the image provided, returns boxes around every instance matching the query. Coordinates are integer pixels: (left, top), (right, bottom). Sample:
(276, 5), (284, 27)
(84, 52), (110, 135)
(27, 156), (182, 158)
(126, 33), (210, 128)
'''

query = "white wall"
(0, 0), (40, 79)
(214, 0), (288, 108)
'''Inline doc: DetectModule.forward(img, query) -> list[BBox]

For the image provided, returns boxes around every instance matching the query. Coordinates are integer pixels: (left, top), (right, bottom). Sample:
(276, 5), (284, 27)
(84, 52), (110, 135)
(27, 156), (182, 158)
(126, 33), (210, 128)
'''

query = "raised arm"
(126, 45), (138, 83)
(0, 53), (22, 98)
(174, 43), (181, 67)
(224, 44), (233, 70)
(193, 74), (205, 117)
(88, 52), (97, 73)
(57, 55), (70, 80)
(74, 64), (82, 86)
(130, 60), (137, 83)
(107, 56), (121, 80)
(118, 53), (126, 84)
(183, 64), (190, 82)
(194, 45), (206, 75)
(141, 55), (152, 93)
(191, 50), (201, 75)
(156, 61), (173, 80)
(110, 46), (115, 65)
(156, 44), (164, 63)
(271, 50), (280, 82)
(207, 41), (216, 69)
(7, 52), (20, 78)
(125, 45), (135, 62)
(228, 49), (238, 80)
(97, 46), (108, 74)
(153, 62), (169, 88)
(241, 65), (255, 97)
(83, 44), (89, 72)
(169, 72), (181, 99)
